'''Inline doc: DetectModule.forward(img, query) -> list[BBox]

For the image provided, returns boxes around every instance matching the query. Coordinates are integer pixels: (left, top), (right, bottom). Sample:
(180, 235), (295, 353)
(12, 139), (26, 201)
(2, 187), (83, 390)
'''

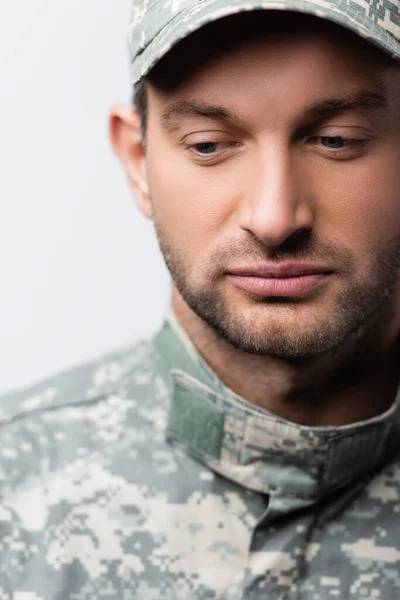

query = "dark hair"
(133, 79), (148, 140)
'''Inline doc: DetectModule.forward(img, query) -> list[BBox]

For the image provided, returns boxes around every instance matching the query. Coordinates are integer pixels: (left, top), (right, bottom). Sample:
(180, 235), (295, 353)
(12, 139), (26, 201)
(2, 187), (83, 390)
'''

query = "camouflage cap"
(128, 0), (400, 85)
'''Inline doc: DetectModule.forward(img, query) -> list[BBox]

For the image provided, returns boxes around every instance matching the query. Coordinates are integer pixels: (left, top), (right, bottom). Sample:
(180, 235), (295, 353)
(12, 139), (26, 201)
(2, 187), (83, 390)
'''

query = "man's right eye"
(190, 142), (222, 155)
(187, 141), (240, 160)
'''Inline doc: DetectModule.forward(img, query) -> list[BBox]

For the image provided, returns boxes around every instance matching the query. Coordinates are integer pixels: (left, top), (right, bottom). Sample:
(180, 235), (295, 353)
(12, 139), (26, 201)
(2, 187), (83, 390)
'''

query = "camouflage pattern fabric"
(0, 307), (400, 599)
(128, 0), (400, 84)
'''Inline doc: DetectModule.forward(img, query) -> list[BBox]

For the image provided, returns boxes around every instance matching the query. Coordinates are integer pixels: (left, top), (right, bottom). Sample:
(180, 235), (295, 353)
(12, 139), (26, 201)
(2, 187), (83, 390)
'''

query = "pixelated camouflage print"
(0, 306), (399, 598)
(128, 0), (400, 84)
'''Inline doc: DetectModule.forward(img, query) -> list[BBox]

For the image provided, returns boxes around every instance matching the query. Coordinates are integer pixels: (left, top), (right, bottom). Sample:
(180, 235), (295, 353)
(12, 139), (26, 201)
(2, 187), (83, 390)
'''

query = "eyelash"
(187, 141), (238, 158)
(309, 136), (366, 150)
(187, 137), (367, 160)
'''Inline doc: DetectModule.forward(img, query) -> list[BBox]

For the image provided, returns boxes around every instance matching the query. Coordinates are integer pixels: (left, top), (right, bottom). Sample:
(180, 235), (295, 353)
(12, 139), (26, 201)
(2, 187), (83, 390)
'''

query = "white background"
(0, 1), (170, 394)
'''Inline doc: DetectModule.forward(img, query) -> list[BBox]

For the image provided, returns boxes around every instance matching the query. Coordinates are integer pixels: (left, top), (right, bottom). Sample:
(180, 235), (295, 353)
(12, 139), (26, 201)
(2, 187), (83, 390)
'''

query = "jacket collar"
(154, 307), (400, 499)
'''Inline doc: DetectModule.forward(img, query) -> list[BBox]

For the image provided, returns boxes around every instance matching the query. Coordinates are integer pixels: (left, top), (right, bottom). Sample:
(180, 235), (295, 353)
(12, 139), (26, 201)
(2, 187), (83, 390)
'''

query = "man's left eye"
(317, 136), (363, 149)
(320, 136), (346, 149)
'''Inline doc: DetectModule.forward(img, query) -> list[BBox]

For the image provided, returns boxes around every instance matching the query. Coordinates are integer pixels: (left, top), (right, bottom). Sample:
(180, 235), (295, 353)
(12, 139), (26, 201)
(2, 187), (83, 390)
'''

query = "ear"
(109, 104), (153, 219)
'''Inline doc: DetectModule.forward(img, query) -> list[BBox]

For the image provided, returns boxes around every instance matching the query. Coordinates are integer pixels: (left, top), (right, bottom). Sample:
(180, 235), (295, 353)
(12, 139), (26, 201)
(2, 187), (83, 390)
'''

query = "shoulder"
(0, 334), (181, 593)
(0, 331), (171, 497)
(0, 334), (160, 427)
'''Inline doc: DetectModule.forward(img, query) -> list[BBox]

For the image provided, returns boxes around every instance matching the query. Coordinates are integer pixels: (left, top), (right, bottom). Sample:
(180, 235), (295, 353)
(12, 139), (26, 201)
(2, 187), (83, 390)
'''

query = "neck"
(171, 287), (400, 427)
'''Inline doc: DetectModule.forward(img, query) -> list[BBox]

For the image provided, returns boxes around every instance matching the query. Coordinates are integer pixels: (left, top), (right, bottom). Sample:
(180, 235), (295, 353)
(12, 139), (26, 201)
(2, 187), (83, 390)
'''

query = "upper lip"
(227, 262), (334, 278)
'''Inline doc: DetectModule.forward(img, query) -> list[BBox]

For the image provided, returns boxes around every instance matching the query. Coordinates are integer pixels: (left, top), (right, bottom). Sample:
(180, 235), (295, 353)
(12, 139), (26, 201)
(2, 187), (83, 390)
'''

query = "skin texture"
(110, 12), (400, 426)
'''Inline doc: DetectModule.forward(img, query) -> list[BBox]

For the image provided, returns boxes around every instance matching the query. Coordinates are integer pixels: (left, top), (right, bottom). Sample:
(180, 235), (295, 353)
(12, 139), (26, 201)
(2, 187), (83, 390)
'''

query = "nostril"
(279, 227), (313, 252)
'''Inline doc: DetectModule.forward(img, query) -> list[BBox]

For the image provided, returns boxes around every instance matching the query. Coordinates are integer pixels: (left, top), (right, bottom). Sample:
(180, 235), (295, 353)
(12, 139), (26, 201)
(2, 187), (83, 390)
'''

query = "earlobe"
(109, 105), (153, 219)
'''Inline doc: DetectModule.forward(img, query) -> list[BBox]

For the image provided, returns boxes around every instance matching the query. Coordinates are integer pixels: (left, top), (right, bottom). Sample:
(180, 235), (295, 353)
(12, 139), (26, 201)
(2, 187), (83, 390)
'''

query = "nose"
(238, 144), (314, 247)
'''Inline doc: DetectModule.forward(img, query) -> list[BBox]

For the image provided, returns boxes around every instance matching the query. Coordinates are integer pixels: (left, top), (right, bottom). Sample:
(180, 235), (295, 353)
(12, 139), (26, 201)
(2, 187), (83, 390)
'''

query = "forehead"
(148, 33), (391, 123)
(158, 36), (376, 101)
(144, 11), (400, 132)
(147, 10), (394, 94)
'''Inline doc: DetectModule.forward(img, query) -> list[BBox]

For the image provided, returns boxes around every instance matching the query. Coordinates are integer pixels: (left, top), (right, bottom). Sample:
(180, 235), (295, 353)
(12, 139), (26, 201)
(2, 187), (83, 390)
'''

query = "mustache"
(209, 234), (356, 273)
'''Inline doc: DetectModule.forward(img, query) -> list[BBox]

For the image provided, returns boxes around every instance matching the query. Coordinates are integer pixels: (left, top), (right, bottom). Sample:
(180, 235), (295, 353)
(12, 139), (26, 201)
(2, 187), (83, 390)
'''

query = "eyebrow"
(160, 89), (390, 132)
(302, 89), (390, 121)
(161, 101), (239, 131)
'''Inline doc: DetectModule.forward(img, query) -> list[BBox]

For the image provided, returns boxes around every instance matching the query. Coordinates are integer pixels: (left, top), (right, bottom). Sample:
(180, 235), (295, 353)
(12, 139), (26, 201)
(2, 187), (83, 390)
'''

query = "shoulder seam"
(0, 338), (156, 429)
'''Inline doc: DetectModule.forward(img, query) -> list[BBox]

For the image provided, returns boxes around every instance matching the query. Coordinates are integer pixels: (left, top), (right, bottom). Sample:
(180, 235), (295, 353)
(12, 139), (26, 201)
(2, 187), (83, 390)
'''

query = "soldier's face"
(135, 21), (400, 357)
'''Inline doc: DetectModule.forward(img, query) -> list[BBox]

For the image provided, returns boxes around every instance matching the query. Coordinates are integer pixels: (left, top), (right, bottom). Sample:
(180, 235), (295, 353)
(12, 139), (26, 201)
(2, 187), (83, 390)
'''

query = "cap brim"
(131, 0), (400, 84)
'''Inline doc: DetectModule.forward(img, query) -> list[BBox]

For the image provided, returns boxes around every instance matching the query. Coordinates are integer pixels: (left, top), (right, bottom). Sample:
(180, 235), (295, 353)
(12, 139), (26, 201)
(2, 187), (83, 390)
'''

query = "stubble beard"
(153, 217), (400, 365)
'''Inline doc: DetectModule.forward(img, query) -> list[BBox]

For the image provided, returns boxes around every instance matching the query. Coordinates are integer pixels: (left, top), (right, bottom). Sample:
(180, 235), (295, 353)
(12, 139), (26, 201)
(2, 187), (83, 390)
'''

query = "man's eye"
(192, 142), (219, 155)
(188, 141), (234, 157)
(317, 136), (365, 150)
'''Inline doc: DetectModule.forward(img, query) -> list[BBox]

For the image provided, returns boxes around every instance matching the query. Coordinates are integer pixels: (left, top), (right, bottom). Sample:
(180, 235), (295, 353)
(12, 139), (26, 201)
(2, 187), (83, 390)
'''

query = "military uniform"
(0, 308), (400, 599)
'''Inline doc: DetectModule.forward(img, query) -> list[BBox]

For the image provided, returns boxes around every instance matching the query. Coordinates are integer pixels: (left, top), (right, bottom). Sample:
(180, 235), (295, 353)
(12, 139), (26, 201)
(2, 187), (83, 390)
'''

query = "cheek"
(146, 146), (238, 247)
(316, 150), (400, 251)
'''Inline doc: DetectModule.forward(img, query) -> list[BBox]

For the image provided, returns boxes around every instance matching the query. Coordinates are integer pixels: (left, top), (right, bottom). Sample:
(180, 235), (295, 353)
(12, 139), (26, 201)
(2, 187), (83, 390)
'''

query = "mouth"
(226, 262), (334, 298)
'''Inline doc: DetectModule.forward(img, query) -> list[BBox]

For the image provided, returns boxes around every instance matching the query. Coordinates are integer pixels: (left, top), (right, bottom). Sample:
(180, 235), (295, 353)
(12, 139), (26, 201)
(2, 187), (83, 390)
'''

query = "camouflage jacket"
(1, 307), (400, 600)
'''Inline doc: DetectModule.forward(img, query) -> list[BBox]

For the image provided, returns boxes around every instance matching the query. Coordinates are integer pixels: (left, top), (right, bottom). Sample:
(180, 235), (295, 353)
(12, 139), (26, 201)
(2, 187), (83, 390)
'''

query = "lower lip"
(226, 274), (331, 297)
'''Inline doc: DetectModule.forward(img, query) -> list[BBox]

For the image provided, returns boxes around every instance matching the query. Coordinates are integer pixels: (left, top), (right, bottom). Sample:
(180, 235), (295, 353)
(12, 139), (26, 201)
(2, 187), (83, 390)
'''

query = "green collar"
(154, 308), (400, 499)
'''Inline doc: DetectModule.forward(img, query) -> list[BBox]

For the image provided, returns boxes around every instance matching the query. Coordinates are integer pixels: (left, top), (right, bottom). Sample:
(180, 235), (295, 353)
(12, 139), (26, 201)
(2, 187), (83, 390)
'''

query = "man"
(1, 1), (400, 599)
